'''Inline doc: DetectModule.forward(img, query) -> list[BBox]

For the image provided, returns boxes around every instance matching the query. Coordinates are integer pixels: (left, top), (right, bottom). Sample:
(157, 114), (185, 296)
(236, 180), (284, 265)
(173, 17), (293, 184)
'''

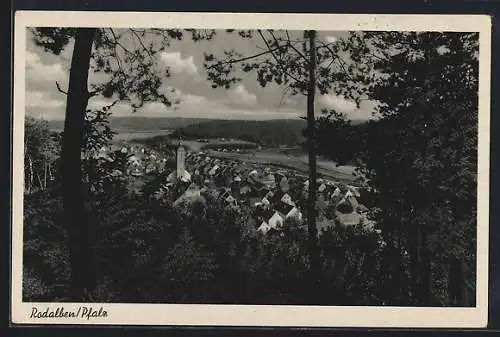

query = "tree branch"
(55, 81), (68, 95)
(108, 28), (137, 59)
(316, 41), (352, 80)
(129, 28), (154, 61)
(276, 84), (293, 112)
(101, 29), (130, 76)
(87, 88), (102, 98)
(206, 47), (283, 69)
(102, 99), (120, 111)
(257, 30), (305, 85)
(281, 30), (309, 64)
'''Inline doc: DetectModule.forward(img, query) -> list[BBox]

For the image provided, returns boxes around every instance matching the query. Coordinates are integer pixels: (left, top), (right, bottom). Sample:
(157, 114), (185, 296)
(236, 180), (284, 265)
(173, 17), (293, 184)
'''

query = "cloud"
(319, 94), (357, 113)
(227, 84), (258, 107)
(26, 90), (65, 109)
(324, 36), (338, 44)
(181, 94), (208, 105)
(25, 51), (68, 85)
(157, 84), (183, 100)
(159, 52), (199, 77)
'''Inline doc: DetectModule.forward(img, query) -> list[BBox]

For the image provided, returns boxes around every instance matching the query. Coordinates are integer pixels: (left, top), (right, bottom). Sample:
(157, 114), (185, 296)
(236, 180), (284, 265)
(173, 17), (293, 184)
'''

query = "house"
(318, 183), (327, 193)
(217, 188), (238, 207)
(275, 201), (302, 221)
(225, 195), (237, 207)
(281, 193), (294, 206)
(279, 177), (290, 192)
(128, 155), (141, 166)
(257, 210), (284, 234)
(209, 165), (220, 176)
(173, 184), (204, 207)
(330, 187), (342, 200)
(169, 181), (192, 203)
(268, 190), (294, 207)
(130, 168), (142, 177)
(257, 221), (272, 234)
(240, 185), (252, 196)
(97, 151), (114, 162)
(249, 169), (259, 177)
(342, 190), (359, 209)
(249, 197), (262, 207)
(274, 172), (285, 184)
(347, 185), (361, 198)
(167, 169), (192, 183)
(335, 210), (361, 227)
(260, 197), (271, 208)
(265, 190), (275, 200)
(179, 170), (191, 182)
(268, 211), (284, 229)
(262, 173), (276, 187)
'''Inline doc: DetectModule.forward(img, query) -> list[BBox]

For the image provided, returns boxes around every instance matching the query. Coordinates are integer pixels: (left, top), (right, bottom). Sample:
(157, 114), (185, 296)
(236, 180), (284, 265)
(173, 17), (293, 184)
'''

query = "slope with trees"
(29, 27), (216, 299)
(171, 119), (306, 147)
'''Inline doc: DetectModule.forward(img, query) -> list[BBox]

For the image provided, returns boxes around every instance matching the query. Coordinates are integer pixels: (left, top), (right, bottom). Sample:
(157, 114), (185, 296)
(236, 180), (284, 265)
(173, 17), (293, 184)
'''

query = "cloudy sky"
(25, 29), (377, 121)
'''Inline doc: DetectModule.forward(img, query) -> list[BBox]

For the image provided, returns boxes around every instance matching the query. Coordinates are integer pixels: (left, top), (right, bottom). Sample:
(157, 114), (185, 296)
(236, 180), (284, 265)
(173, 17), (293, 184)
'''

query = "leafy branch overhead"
(334, 31), (479, 117)
(203, 29), (356, 102)
(31, 27), (216, 111)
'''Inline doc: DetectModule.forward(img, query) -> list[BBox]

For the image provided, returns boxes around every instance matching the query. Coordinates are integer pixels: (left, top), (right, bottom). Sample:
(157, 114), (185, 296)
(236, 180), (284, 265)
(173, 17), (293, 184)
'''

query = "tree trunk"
(61, 28), (97, 300)
(44, 161), (47, 189)
(48, 163), (53, 181)
(27, 155), (34, 193)
(36, 173), (43, 191)
(305, 29), (320, 302)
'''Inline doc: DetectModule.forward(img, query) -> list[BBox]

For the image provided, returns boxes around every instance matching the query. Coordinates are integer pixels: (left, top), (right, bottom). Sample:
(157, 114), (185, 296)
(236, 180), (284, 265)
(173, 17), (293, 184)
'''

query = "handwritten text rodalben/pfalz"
(30, 306), (108, 320)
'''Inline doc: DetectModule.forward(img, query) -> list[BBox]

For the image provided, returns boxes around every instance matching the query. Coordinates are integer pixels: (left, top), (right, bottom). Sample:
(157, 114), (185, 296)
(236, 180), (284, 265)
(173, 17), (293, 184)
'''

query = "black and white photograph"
(11, 12), (491, 327)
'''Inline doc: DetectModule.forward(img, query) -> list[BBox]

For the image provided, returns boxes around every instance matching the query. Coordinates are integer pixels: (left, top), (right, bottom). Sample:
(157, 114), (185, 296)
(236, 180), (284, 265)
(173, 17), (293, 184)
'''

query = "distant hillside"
(172, 119), (308, 147)
(47, 117), (214, 132)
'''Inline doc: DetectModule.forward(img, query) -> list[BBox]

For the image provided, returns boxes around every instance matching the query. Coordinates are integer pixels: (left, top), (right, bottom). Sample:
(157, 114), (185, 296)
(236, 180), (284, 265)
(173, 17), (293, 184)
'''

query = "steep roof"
(275, 202), (295, 216)
(262, 209), (277, 222)
(269, 190), (285, 205)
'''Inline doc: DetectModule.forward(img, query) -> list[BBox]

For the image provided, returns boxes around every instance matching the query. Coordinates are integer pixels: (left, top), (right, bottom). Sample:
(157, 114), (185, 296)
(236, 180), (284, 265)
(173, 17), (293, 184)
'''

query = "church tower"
(176, 145), (186, 179)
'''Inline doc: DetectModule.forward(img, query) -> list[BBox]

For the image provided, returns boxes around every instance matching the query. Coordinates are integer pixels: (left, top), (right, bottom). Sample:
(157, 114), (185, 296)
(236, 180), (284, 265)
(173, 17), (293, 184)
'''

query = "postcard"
(11, 11), (491, 327)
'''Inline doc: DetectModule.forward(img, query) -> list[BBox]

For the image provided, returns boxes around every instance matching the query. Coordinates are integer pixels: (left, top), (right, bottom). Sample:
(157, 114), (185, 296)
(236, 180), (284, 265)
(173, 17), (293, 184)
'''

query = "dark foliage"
(23, 171), (387, 304)
(313, 31), (478, 306)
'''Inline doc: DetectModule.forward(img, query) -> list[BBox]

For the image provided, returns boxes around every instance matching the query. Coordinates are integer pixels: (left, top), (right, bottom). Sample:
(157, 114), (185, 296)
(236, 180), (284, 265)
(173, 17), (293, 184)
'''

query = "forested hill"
(46, 116), (368, 148)
(46, 117), (214, 132)
(171, 119), (308, 147)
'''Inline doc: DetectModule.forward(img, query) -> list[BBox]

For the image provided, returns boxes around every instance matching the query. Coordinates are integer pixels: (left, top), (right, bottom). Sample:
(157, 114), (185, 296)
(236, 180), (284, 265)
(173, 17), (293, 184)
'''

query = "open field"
(114, 130), (357, 184)
(206, 148), (357, 184)
(180, 139), (257, 152)
(113, 130), (174, 141)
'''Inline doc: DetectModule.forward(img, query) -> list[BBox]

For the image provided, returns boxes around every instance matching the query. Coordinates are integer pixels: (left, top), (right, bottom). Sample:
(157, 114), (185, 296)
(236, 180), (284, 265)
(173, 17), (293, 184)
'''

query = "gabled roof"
(275, 201), (295, 216)
(269, 190), (285, 204)
(335, 211), (361, 227)
(262, 209), (277, 222)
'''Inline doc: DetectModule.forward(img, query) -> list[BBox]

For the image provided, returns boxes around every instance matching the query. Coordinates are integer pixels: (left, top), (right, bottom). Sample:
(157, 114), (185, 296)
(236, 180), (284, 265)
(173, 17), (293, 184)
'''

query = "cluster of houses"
(156, 146), (376, 236)
(95, 144), (174, 176)
(93, 139), (377, 236)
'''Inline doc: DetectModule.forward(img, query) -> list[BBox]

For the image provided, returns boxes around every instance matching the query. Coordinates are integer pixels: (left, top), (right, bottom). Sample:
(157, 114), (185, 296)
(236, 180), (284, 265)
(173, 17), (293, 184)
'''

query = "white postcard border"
(11, 11), (492, 327)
